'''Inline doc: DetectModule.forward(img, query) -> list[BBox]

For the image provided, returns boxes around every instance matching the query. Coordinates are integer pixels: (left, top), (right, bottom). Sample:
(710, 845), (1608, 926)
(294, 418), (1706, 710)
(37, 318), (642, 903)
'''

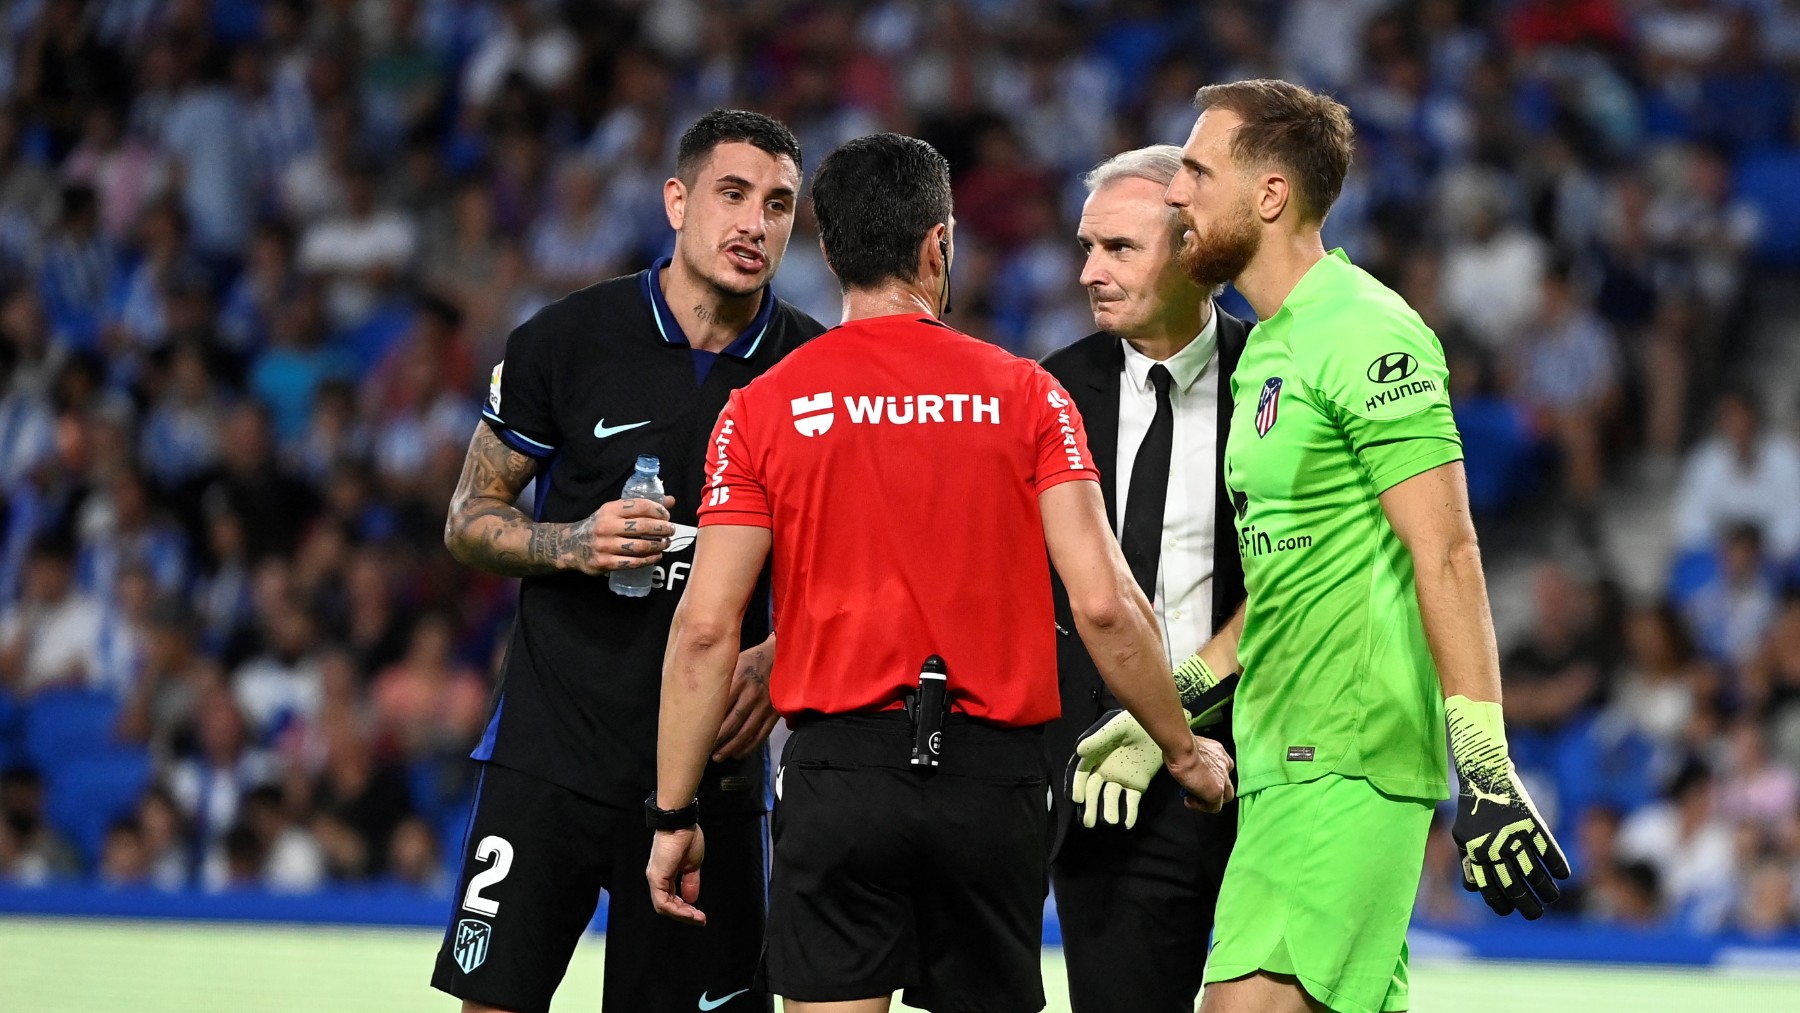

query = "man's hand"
(1447, 695), (1571, 919)
(1165, 733), (1234, 813)
(712, 638), (777, 761)
(1069, 710), (1234, 826)
(557, 495), (677, 575)
(646, 826), (707, 926)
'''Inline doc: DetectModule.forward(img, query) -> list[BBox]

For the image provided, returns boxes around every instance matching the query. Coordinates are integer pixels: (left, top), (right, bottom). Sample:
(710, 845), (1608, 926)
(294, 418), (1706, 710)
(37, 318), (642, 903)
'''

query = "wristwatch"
(644, 792), (700, 831)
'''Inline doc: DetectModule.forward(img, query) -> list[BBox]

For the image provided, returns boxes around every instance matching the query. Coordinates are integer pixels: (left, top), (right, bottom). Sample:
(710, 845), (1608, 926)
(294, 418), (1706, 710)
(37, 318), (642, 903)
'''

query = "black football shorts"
(430, 761), (769, 1013)
(760, 712), (1052, 1013)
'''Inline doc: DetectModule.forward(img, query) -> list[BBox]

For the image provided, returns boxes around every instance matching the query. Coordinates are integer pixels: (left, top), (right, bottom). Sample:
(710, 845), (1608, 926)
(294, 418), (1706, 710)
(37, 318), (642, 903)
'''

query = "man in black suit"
(1041, 144), (1251, 1013)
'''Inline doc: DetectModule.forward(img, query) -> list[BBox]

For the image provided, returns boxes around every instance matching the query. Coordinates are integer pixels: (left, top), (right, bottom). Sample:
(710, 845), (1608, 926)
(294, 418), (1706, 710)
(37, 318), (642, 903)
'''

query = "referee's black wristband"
(645, 792), (699, 831)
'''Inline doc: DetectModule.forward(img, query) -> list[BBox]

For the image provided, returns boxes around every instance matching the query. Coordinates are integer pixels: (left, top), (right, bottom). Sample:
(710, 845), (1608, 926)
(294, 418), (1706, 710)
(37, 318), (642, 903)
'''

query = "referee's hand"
(1167, 734), (1235, 813)
(647, 826), (707, 925)
(561, 496), (677, 574)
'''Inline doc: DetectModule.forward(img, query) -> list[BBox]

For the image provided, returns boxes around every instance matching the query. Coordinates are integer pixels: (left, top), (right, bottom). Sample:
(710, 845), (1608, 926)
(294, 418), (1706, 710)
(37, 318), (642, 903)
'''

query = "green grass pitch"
(1, 918), (1795, 1011)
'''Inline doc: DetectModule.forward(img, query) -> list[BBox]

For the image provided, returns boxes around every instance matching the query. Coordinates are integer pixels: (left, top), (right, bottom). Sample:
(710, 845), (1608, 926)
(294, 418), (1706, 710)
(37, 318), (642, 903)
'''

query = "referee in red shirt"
(646, 133), (1234, 1013)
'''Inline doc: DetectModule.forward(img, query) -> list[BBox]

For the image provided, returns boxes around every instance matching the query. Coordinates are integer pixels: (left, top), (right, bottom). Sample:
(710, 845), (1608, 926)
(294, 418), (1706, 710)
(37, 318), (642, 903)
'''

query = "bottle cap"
(635, 455), (660, 474)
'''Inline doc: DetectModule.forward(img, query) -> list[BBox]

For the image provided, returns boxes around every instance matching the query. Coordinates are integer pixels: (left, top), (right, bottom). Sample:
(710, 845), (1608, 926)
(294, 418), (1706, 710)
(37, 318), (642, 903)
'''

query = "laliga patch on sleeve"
(487, 362), (504, 413)
(1286, 746), (1316, 762)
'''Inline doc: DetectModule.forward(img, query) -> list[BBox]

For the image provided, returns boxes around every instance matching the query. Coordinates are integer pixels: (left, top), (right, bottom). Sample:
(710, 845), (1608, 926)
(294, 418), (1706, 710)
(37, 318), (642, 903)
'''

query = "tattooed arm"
(444, 424), (675, 577)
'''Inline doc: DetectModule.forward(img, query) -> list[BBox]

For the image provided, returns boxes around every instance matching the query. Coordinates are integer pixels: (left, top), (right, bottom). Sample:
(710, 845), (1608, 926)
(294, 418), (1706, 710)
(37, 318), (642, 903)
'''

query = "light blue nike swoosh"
(593, 419), (651, 439)
(697, 990), (748, 1011)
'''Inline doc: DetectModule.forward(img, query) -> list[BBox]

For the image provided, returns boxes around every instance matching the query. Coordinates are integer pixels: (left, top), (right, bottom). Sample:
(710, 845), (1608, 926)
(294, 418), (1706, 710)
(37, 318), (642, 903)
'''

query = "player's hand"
(1068, 709), (1169, 828)
(1447, 695), (1571, 920)
(559, 495), (677, 574)
(713, 638), (777, 761)
(646, 825), (707, 926)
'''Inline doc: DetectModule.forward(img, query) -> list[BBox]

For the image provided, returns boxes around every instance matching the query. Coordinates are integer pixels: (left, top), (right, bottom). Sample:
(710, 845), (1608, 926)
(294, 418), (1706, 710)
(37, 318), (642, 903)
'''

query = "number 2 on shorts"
(461, 835), (514, 917)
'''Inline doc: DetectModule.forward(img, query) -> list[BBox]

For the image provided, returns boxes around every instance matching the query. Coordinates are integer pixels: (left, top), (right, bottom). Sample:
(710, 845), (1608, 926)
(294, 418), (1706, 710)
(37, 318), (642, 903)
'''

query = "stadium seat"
(45, 748), (152, 867)
(1735, 150), (1800, 266)
(21, 689), (122, 772)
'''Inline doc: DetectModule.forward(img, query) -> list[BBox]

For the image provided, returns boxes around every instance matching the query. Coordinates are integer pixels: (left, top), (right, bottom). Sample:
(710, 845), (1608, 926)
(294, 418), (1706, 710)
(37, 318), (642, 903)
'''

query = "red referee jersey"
(698, 314), (1100, 727)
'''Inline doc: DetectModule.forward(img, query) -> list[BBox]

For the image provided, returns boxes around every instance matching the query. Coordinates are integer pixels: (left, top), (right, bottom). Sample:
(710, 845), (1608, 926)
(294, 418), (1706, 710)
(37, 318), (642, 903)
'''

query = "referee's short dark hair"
(676, 109), (803, 182)
(811, 133), (953, 290)
(1193, 79), (1354, 225)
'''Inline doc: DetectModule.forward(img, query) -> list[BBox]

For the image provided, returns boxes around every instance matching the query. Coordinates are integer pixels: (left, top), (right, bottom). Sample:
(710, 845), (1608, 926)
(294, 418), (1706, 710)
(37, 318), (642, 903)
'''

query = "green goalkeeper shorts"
(1201, 773), (1434, 1013)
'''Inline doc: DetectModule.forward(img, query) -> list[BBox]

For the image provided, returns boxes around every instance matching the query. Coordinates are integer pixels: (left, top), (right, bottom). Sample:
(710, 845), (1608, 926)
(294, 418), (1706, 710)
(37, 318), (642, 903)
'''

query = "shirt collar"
(1120, 305), (1220, 395)
(640, 256), (778, 359)
(1259, 247), (1352, 330)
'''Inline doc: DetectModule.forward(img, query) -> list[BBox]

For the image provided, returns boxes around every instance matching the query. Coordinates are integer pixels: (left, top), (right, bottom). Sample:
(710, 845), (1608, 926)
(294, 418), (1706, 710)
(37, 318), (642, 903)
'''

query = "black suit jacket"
(1039, 306), (1252, 839)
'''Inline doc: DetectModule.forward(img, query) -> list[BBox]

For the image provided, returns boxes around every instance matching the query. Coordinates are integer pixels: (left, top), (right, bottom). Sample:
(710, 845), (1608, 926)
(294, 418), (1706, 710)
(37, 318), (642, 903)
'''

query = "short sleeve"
(697, 389), (772, 528)
(1309, 306), (1463, 495)
(1027, 365), (1101, 494)
(480, 315), (561, 459)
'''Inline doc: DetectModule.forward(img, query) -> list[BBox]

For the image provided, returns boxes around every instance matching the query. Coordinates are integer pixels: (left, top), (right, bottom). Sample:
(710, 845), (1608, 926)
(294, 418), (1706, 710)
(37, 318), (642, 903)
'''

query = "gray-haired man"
(1041, 145), (1251, 1013)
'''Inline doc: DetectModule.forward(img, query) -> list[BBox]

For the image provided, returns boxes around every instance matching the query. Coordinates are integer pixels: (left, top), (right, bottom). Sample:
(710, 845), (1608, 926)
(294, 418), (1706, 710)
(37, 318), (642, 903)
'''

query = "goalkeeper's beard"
(1177, 197), (1261, 290)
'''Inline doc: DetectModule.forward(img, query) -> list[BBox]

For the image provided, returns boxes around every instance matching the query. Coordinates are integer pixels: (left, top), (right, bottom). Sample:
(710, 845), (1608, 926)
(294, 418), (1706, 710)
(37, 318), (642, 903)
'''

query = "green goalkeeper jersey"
(1224, 249), (1462, 801)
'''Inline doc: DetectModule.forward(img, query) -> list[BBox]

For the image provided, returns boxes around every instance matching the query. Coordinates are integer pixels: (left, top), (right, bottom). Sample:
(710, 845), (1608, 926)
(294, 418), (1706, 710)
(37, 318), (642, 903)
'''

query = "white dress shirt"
(1115, 310), (1220, 667)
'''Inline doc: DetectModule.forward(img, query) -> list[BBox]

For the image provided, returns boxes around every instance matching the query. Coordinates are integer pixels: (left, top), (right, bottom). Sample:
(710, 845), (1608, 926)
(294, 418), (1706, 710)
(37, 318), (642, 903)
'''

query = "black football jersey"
(474, 258), (826, 812)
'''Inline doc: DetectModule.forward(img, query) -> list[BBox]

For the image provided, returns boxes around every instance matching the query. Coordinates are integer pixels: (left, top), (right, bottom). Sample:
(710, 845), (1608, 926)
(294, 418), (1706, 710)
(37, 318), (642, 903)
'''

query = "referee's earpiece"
(937, 235), (954, 317)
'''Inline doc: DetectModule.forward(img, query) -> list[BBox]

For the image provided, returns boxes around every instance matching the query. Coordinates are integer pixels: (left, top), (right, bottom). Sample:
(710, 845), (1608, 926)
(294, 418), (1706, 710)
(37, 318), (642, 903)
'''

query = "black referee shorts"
(761, 712), (1052, 1013)
(430, 761), (769, 1013)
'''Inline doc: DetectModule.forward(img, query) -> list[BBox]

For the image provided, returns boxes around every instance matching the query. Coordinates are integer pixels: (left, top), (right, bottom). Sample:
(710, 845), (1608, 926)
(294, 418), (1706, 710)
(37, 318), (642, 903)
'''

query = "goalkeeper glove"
(1066, 658), (1238, 829)
(1447, 695), (1571, 920)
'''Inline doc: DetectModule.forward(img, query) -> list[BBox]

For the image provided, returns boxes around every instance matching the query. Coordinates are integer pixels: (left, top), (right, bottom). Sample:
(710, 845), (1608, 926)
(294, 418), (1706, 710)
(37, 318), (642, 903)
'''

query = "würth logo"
(1366, 352), (1419, 384)
(791, 393), (834, 436)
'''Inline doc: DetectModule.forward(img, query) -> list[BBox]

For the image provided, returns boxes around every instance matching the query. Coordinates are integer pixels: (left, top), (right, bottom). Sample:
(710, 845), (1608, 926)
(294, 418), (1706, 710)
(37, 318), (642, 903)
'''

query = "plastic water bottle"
(609, 455), (662, 598)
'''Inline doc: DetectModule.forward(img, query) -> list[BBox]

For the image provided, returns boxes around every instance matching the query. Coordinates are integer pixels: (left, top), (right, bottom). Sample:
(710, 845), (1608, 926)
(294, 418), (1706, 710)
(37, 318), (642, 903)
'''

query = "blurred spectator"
(137, 340), (224, 490)
(167, 687), (278, 856)
(296, 158), (417, 331)
(232, 596), (324, 749)
(1733, 860), (1798, 938)
(1447, 344), (1537, 520)
(1684, 523), (1780, 671)
(37, 184), (119, 351)
(1716, 719), (1799, 834)
(98, 815), (151, 888)
(0, 332), (54, 487)
(75, 468), (186, 600)
(107, 198), (202, 356)
(1618, 760), (1739, 930)
(248, 281), (352, 447)
(218, 221), (300, 358)
(527, 156), (628, 295)
(179, 402), (318, 563)
(1597, 603), (1717, 775)
(158, 42), (254, 263)
(1503, 564), (1610, 781)
(116, 593), (218, 765)
(1438, 172), (1546, 351)
(310, 714), (412, 878)
(372, 611), (487, 761)
(1673, 389), (1800, 561)
(1508, 257), (1619, 515)
(461, 0), (579, 111)
(0, 766), (79, 884)
(136, 784), (188, 890)
(209, 784), (322, 894)
(0, 535), (102, 695)
(386, 815), (448, 893)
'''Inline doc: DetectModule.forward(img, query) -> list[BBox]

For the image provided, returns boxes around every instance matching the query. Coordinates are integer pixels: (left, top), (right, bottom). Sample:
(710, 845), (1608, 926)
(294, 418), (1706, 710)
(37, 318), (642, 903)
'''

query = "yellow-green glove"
(1447, 695), (1571, 920)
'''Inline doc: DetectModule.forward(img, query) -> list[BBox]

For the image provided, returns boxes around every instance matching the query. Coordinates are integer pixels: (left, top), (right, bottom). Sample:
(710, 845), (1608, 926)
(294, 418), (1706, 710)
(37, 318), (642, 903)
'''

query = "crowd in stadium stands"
(0, 0), (1798, 938)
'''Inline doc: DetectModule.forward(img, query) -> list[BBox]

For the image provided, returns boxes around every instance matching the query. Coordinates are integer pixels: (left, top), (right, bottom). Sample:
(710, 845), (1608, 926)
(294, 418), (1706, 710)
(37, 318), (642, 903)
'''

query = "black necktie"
(1121, 364), (1173, 599)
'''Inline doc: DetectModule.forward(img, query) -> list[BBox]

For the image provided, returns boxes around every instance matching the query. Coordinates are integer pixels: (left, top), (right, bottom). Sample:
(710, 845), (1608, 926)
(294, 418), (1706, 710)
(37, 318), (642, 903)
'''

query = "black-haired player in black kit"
(432, 110), (825, 1013)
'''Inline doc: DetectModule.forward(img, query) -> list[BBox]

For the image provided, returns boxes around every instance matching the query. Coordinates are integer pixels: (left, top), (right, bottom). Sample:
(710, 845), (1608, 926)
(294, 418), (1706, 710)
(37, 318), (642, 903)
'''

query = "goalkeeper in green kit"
(1068, 80), (1570, 1013)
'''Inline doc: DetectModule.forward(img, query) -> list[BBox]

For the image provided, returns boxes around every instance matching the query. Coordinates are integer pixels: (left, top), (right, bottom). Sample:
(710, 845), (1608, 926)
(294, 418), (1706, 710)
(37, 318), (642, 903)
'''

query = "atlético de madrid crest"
(1255, 377), (1283, 437)
(454, 918), (492, 973)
